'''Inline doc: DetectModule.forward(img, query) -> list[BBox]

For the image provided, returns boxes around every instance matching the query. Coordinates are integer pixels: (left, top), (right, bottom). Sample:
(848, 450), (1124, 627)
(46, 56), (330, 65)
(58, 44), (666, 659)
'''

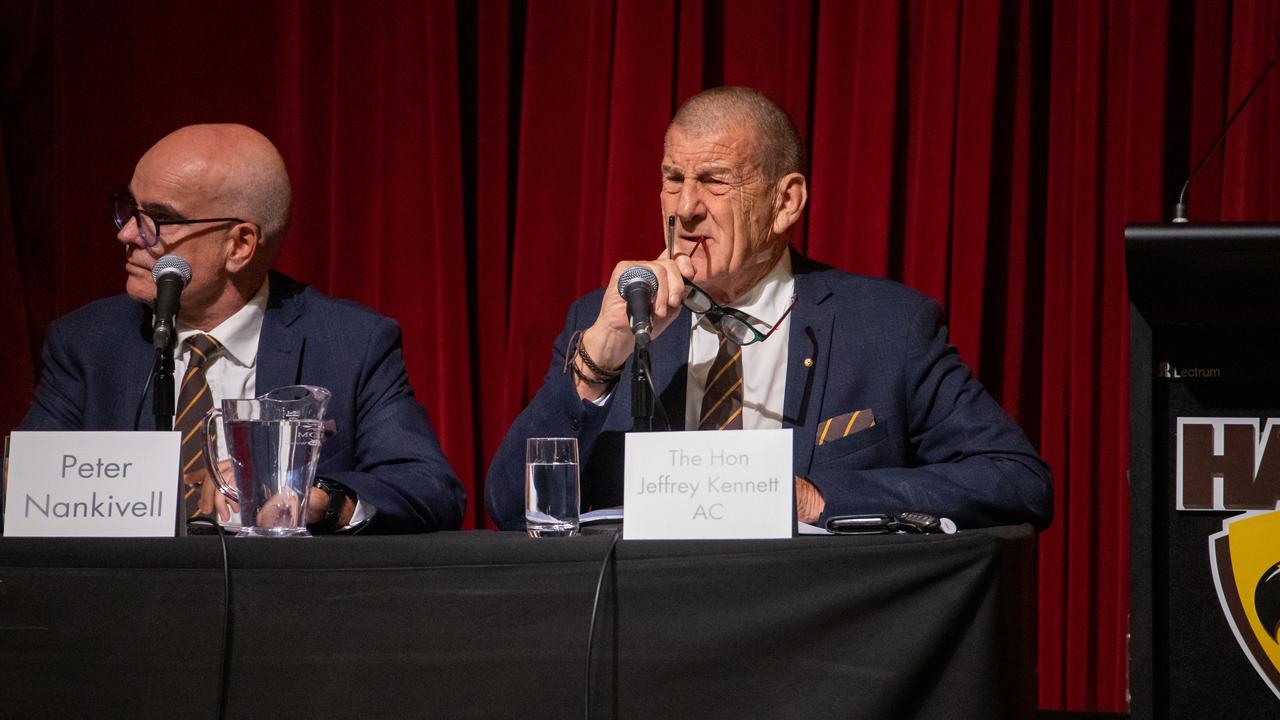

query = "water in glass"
(526, 461), (580, 536)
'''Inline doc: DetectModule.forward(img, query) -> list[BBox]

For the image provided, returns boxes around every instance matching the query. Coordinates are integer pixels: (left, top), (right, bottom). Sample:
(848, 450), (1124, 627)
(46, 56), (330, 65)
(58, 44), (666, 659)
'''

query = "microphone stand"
(153, 312), (177, 432)
(630, 331), (654, 432)
(153, 348), (175, 432)
(152, 342), (181, 535)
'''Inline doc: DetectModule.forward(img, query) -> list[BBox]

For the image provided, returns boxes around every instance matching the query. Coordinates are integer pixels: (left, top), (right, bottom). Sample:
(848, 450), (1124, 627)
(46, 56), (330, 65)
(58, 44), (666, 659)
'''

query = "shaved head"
(139, 123), (291, 255)
(122, 123), (292, 329)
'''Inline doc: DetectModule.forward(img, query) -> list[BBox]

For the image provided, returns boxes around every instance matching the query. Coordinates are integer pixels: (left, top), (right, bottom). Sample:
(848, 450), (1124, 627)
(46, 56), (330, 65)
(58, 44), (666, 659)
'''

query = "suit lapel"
(256, 275), (305, 392)
(783, 255), (835, 474)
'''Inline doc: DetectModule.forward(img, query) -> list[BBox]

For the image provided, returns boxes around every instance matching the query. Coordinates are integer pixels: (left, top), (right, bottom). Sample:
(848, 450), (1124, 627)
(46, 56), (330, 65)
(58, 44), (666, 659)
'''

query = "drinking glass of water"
(525, 437), (580, 537)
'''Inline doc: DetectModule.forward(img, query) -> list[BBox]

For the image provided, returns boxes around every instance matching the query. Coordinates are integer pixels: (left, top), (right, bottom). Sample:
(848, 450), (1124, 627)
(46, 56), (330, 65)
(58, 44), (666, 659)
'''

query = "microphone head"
(617, 266), (659, 298)
(152, 255), (192, 285)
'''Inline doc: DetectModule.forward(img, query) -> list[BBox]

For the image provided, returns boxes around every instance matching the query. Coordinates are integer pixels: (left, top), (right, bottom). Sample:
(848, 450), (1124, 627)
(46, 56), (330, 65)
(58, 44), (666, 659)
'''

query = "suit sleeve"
(485, 301), (613, 530)
(20, 317), (86, 431)
(318, 317), (466, 533)
(805, 300), (1053, 531)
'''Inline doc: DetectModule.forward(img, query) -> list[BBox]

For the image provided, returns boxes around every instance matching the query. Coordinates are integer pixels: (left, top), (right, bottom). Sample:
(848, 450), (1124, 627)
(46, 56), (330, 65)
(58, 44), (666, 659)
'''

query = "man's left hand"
(305, 485), (356, 528)
(795, 476), (825, 524)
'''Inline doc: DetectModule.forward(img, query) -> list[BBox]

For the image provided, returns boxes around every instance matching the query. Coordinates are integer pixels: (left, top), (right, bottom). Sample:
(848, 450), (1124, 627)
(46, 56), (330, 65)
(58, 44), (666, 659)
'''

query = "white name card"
(4, 431), (180, 537)
(623, 429), (793, 539)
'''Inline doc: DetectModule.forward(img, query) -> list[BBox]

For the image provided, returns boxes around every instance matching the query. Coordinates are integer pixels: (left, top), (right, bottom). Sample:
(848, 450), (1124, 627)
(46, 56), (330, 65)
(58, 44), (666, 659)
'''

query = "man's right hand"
(573, 251), (695, 401)
(190, 459), (240, 522)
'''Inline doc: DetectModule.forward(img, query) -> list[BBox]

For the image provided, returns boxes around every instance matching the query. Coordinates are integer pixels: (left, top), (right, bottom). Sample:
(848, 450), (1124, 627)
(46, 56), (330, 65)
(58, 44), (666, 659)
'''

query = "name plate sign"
(624, 429), (792, 539)
(4, 432), (180, 537)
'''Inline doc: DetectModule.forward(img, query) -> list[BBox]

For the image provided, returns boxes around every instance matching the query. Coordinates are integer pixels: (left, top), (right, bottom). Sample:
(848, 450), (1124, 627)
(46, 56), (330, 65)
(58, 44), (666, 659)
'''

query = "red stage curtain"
(3, 0), (1278, 712)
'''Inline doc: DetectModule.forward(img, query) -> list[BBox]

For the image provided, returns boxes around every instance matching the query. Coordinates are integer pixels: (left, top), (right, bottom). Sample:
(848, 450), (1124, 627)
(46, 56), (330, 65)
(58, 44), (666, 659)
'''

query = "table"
(0, 526), (1036, 719)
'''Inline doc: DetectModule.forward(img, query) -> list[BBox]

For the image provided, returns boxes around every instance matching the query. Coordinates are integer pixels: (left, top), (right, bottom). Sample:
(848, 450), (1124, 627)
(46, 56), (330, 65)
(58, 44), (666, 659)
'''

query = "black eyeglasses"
(111, 192), (245, 249)
(683, 280), (796, 345)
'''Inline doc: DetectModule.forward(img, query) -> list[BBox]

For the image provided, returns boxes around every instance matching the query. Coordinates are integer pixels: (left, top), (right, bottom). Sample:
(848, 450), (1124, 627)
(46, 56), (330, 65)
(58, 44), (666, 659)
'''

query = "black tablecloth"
(0, 526), (1036, 719)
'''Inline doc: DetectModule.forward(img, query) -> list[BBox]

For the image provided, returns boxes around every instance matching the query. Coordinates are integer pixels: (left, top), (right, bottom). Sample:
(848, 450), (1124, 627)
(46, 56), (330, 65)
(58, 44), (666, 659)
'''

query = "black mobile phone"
(825, 514), (896, 534)
(826, 511), (956, 535)
(895, 511), (942, 533)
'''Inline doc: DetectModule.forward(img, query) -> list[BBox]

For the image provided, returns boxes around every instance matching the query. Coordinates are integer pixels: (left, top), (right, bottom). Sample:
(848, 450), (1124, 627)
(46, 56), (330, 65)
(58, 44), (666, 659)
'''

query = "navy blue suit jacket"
(485, 252), (1052, 531)
(20, 271), (465, 533)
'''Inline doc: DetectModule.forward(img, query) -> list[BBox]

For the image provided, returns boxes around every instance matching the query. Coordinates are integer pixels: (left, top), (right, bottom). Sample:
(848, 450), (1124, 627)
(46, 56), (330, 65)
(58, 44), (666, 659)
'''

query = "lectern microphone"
(1173, 33), (1280, 222)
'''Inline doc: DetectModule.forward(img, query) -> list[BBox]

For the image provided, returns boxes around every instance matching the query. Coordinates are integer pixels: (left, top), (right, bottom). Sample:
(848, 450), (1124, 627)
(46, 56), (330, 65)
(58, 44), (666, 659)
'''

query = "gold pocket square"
(816, 409), (876, 446)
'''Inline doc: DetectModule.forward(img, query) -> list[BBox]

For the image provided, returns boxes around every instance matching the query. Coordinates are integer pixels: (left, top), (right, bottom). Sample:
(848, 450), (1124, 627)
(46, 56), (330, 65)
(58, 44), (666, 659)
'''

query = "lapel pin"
(804, 357), (814, 368)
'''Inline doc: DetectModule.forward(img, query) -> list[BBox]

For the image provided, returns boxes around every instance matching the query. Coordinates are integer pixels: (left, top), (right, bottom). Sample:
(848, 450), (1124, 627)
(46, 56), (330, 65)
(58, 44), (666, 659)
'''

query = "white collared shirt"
(684, 252), (795, 430)
(174, 276), (270, 411)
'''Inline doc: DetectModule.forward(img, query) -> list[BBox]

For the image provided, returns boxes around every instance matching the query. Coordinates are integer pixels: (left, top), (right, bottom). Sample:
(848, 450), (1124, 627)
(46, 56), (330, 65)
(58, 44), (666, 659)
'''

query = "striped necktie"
(699, 332), (744, 431)
(175, 333), (223, 517)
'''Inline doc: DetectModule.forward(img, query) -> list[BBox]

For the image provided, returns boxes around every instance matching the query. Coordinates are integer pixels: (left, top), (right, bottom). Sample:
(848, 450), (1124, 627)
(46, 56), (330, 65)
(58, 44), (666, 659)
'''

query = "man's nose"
(117, 216), (143, 247)
(676, 181), (705, 223)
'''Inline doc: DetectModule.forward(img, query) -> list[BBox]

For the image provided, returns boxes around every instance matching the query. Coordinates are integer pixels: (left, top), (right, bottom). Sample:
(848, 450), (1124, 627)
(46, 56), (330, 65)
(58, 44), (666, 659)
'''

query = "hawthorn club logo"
(1209, 513), (1280, 699)
(1177, 418), (1280, 701)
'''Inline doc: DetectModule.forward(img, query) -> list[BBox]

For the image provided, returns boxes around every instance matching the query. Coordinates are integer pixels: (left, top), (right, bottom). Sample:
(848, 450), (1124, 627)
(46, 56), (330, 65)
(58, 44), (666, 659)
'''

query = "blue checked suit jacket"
(20, 271), (465, 533)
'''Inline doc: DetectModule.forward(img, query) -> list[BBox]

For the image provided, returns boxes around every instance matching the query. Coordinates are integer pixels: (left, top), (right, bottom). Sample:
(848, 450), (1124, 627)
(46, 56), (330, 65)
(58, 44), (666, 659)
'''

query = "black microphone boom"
(1174, 33), (1280, 222)
(152, 255), (192, 350)
(617, 266), (659, 338)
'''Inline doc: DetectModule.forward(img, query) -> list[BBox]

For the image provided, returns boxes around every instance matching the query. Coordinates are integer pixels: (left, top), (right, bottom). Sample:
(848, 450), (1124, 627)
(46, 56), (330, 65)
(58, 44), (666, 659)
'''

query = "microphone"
(151, 255), (192, 350)
(1173, 33), (1280, 222)
(617, 266), (659, 338)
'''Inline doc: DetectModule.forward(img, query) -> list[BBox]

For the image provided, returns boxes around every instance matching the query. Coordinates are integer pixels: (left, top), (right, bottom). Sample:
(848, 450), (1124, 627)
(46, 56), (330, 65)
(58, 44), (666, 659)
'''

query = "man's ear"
(224, 222), (261, 273)
(772, 172), (808, 235)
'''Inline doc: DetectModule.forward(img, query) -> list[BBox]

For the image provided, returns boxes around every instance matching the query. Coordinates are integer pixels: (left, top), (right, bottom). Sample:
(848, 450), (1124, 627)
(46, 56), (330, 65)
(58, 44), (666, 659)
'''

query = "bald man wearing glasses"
(20, 124), (464, 534)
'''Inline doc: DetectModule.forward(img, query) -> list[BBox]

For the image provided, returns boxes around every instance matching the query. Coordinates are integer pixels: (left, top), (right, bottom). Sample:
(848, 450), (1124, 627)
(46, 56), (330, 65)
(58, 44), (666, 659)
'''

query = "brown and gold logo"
(1209, 510), (1280, 701)
(1177, 418), (1280, 699)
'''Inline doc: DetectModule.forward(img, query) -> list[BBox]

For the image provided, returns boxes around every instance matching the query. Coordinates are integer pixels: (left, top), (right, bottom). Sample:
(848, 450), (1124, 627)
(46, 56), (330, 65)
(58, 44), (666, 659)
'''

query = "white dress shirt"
(684, 252), (795, 430)
(174, 277), (269, 417)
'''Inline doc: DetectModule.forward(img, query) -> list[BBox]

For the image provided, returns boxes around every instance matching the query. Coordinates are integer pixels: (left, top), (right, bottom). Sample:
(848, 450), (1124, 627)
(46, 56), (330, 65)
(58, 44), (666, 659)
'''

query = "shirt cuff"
(346, 498), (376, 529)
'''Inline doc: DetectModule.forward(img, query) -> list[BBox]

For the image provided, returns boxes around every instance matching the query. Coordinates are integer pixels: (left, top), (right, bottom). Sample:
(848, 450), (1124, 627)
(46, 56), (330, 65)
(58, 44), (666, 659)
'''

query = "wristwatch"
(312, 477), (355, 533)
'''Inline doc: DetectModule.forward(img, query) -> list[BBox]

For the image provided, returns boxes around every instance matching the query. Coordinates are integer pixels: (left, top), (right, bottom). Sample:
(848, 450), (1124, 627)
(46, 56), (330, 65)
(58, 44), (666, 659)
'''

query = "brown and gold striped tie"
(175, 333), (223, 517)
(699, 332), (743, 431)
